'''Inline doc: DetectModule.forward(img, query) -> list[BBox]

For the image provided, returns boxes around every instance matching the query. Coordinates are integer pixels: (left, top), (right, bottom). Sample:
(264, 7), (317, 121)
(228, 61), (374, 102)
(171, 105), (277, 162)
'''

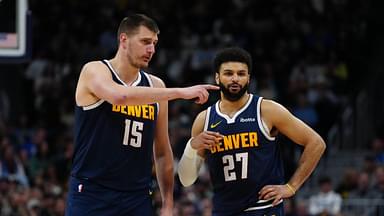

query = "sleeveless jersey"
(204, 94), (284, 215)
(71, 60), (158, 191)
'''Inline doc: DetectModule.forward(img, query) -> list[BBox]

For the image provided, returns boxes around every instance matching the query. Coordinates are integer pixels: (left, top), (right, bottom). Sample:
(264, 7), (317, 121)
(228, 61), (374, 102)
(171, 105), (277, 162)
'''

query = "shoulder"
(192, 110), (208, 132)
(260, 98), (295, 125)
(82, 61), (104, 71)
(146, 73), (166, 88)
(260, 99), (288, 115)
(195, 110), (208, 123)
(80, 61), (109, 76)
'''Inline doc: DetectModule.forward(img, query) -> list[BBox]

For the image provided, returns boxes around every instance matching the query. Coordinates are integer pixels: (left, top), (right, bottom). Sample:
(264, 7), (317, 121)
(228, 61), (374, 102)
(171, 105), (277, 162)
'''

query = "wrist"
(285, 183), (296, 195)
(173, 88), (183, 100)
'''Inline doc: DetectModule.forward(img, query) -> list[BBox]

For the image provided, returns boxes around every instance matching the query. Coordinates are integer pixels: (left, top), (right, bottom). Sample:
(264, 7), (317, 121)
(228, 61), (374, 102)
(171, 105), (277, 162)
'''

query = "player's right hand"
(191, 131), (223, 151)
(180, 84), (219, 104)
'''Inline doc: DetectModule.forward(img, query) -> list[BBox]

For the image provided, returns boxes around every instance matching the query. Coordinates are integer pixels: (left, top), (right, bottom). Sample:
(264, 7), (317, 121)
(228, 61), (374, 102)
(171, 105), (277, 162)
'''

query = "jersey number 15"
(123, 119), (143, 147)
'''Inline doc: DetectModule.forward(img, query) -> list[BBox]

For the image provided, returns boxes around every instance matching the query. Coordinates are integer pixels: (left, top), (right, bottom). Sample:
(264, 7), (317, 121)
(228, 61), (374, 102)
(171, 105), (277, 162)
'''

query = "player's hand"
(179, 84), (219, 104)
(191, 131), (223, 151)
(258, 184), (295, 206)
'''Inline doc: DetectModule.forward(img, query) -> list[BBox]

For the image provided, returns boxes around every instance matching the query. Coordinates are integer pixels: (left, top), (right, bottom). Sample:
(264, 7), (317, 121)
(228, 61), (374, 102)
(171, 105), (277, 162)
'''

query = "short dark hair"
(117, 13), (159, 39)
(213, 47), (252, 74)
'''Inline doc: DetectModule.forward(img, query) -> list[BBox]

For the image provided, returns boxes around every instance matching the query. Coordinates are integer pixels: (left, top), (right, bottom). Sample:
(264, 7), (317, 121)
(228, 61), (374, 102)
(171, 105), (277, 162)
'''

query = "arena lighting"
(0, 0), (31, 62)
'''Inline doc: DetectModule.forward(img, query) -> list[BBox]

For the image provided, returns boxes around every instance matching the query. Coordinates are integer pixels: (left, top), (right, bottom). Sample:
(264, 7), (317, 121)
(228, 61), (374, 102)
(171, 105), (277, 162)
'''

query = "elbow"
(315, 135), (326, 155)
(109, 92), (133, 105)
(100, 90), (126, 105)
(111, 96), (125, 105)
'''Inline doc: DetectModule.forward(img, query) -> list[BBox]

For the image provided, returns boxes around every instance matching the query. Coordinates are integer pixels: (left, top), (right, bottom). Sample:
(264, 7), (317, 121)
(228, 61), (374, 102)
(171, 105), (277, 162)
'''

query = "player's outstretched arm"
(258, 99), (326, 205)
(177, 111), (223, 186)
(76, 62), (219, 106)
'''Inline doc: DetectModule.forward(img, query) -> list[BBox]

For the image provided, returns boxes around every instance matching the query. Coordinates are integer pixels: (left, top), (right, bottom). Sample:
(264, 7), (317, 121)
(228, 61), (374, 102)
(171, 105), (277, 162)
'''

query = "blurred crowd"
(1, 0), (383, 215)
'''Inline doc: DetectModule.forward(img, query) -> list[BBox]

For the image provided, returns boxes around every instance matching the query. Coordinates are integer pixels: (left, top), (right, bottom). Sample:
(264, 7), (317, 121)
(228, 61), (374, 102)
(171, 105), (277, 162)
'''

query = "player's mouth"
(142, 56), (151, 62)
(228, 84), (241, 91)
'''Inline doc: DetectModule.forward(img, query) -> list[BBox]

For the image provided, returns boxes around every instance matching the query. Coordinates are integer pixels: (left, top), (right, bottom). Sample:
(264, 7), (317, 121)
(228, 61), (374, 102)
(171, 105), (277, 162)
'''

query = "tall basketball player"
(65, 13), (218, 216)
(178, 47), (326, 216)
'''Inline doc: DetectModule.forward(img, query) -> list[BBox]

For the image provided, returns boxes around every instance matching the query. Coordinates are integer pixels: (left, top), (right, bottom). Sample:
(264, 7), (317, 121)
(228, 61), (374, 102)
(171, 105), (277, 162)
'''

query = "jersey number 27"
(223, 152), (248, 182)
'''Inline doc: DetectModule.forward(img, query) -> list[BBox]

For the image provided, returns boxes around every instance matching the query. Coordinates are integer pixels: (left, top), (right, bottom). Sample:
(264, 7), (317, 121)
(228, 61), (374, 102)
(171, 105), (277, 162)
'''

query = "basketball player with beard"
(178, 47), (326, 216)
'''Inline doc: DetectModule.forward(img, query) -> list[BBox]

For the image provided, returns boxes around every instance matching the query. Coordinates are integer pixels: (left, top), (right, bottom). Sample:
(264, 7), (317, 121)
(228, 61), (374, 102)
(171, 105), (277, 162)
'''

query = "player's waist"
(244, 198), (283, 211)
(70, 174), (151, 192)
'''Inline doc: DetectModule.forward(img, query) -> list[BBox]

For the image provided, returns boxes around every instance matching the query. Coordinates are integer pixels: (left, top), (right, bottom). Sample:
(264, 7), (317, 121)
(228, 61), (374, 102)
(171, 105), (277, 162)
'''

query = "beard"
(219, 81), (248, 101)
(129, 55), (149, 69)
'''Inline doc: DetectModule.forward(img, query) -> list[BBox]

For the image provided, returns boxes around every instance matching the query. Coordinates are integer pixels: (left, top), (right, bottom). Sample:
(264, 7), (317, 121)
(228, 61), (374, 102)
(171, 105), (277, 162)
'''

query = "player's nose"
(146, 44), (155, 54)
(231, 74), (239, 82)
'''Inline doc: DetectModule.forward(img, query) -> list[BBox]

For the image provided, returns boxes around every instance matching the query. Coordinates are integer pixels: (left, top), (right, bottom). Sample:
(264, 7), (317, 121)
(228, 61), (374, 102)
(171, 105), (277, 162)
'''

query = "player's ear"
(119, 33), (128, 48)
(215, 73), (219, 85)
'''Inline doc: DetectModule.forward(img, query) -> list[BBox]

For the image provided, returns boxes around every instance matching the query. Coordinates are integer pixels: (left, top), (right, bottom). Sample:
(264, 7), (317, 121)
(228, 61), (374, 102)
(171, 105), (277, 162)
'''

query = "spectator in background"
(335, 168), (358, 199)
(296, 199), (310, 216)
(292, 92), (319, 128)
(373, 166), (384, 197)
(371, 138), (384, 165)
(309, 176), (342, 216)
(179, 199), (198, 216)
(362, 155), (378, 180)
(0, 142), (29, 187)
(346, 171), (381, 216)
(200, 197), (213, 216)
(376, 166), (384, 215)
(0, 89), (10, 123)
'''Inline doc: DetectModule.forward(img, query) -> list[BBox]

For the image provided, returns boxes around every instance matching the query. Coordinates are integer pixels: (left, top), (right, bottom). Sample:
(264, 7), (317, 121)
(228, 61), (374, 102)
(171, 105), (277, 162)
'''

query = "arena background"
(0, 0), (384, 215)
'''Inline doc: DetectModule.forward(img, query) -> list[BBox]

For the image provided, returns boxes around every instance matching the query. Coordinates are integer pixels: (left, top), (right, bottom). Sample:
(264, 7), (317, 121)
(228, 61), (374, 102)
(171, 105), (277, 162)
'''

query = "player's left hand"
(258, 184), (294, 206)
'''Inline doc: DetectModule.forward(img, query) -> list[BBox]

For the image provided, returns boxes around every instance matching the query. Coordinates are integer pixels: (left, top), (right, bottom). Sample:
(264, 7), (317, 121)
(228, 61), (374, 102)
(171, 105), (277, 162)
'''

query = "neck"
(110, 52), (140, 85)
(219, 93), (250, 117)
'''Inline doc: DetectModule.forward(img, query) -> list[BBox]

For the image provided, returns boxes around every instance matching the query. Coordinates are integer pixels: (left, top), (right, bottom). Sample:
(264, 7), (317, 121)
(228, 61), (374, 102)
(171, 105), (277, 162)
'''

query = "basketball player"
(65, 14), (218, 216)
(178, 47), (326, 216)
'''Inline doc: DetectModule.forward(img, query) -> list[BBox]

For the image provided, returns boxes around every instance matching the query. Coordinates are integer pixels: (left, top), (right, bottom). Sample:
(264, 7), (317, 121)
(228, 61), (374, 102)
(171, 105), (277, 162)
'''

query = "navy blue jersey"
(71, 60), (158, 191)
(205, 94), (284, 215)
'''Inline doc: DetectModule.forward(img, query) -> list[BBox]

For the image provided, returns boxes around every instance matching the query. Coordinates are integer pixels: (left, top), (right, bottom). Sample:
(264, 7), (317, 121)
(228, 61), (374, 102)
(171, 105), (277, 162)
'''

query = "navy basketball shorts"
(212, 202), (284, 216)
(240, 202), (284, 216)
(65, 177), (153, 216)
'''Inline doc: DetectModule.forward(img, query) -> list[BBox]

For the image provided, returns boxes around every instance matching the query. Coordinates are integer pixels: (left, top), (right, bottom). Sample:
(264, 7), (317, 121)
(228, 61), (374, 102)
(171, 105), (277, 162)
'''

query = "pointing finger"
(203, 84), (220, 90)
